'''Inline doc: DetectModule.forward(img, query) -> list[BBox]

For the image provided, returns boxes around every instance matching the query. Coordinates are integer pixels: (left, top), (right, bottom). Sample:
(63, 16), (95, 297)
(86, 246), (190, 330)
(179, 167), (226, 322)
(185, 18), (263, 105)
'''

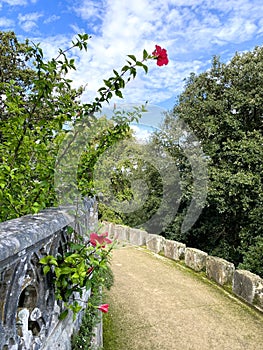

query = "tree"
(0, 31), (84, 220)
(154, 48), (263, 274)
(92, 137), (163, 226)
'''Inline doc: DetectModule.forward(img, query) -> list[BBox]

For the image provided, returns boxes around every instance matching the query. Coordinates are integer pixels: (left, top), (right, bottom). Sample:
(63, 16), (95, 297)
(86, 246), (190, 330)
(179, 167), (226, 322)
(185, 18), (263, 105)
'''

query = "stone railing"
(103, 222), (263, 313)
(0, 198), (99, 350)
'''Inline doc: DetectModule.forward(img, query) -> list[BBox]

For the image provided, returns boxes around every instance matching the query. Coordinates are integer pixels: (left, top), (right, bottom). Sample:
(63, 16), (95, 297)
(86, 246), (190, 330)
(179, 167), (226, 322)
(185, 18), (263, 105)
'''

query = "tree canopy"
(153, 48), (263, 276)
(101, 46), (263, 277)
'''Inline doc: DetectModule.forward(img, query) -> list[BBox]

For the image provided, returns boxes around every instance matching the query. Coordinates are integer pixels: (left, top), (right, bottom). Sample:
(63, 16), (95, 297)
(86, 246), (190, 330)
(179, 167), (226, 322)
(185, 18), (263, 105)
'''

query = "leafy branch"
(39, 229), (114, 320)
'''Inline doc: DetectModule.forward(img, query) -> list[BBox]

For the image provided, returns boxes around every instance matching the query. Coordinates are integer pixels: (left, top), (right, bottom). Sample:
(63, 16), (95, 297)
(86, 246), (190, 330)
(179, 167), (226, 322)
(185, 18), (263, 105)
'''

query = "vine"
(40, 226), (114, 320)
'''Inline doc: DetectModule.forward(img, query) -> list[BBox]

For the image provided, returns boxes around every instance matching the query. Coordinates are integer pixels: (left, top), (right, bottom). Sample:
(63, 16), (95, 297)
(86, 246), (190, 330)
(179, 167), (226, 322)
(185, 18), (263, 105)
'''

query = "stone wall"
(0, 199), (100, 350)
(103, 222), (263, 313)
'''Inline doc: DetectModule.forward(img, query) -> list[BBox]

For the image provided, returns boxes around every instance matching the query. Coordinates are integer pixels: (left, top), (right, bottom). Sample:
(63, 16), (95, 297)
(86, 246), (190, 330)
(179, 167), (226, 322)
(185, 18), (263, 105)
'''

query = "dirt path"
(103, 245), (263, 350)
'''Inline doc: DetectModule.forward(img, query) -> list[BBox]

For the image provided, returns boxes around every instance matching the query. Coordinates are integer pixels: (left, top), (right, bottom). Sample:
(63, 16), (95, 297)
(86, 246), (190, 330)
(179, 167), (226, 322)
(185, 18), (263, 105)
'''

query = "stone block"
(163, 239), (186, 261)
(101, 221), (117, 240)
(185, 247), (208, 272)
(128, 228), (148, 246)
(108, 222), (115, 239)
(233, 270), (263, 310)
(146, 234), (165, 254)
(114, 225), (130, 242)
(101, 221), (110, 235)
(206, 256), (235, 286)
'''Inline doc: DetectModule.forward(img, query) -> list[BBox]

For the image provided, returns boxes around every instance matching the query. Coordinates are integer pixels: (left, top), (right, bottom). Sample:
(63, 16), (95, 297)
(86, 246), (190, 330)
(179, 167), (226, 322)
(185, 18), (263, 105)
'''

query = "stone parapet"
(103, 221), (263, 313)
(163, 239), (186, 261)
(115, 224), (130, 242)
(233, 270), (263, 309)
(206, 256), (235, 286)
(0, 198), (99, 350)
(184, 247), (208, 272)
(146, 234), (165, 254)
(128, 228), (148, 246)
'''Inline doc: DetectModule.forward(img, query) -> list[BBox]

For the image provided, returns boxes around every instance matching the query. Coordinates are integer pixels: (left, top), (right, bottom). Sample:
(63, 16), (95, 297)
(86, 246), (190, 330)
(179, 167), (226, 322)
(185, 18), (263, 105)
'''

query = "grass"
(71, 265), (115, 350)
(102, 294), (121, 350)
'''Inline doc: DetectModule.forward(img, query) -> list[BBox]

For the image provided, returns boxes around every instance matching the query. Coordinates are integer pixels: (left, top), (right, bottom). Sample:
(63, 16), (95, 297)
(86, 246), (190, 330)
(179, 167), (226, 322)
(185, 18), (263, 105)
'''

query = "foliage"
(93, 138), (164, 230)
(40, 228), (114, 320)
(0, 31), (87, 220)
(0, 30), (160, 222)
(71, 264), (114, 350)
(99, 46), (263, 277)
(238, 236), (263, 278)
(152, 48), (263, 272)
(77, 106), (147, 198)
(71, 289), (102, 350)
(71, 252), (114, 349)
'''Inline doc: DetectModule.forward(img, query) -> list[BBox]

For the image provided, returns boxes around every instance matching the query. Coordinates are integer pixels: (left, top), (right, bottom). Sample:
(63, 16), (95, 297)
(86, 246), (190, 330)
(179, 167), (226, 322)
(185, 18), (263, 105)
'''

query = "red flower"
(90, 232), (112, 247)
(98, 304), (109, 313)
(152, 45), (169, 66)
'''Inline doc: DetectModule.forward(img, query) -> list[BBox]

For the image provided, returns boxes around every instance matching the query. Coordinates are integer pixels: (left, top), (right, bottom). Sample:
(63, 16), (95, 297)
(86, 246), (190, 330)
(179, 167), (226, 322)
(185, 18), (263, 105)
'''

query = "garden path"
(103, 245), (263, 350)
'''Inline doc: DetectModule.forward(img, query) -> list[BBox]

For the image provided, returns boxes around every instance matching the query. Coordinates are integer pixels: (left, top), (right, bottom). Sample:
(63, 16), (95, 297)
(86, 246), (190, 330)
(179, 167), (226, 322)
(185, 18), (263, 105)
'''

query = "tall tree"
(153, 48), (263, 274)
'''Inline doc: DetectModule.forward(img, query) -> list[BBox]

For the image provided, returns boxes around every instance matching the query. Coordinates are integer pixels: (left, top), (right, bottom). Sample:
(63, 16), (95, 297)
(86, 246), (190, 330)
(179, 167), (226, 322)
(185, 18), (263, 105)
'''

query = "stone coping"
(0, 207), (74, 263)
(0, 200), (96, 264)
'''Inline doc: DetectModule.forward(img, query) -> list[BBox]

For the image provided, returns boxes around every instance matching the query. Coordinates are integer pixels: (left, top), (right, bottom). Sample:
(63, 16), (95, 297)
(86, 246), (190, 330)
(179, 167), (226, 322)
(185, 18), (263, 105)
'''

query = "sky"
(1, 0), (263, 124)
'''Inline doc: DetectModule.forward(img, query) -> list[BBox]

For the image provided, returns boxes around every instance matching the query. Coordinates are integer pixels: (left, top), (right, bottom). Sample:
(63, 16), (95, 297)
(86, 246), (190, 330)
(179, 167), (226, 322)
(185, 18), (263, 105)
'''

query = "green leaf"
(115, 90), (123, 98)
(143, 49), (149, 60)
(39, 255), (55, 265)
(127, 54), (137, 62)
(59, 309), (69, 320)
(142, 64), (148, 74)
(43, 266), (50, 275)
(59, 267), (74, 275)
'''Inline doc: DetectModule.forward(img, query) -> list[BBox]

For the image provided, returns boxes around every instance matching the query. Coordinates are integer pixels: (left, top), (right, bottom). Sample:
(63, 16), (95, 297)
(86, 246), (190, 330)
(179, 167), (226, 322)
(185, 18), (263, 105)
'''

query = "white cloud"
(1, 0), (27, 5)
(18, 11), (43, 32)
(0, 17), (14, 27)
(43, 14), (60, 24)
(13, 0), (263, 109)
(130, 124), (153, 143)
(216, 18), (257, 43)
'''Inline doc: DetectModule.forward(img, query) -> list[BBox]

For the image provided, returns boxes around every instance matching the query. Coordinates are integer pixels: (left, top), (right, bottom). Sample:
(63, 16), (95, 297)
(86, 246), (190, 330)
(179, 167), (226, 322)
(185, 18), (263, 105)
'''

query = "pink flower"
(98, 304), (109, 313)
(90, 232), (112, 247)
(152, 45), (169, 66)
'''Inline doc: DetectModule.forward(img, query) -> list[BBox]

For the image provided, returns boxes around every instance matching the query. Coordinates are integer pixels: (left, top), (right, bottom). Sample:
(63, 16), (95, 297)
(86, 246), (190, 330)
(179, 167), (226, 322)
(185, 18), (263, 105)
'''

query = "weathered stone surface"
(163, 239), (186, 261)
(0, 199), (99, 350)
(0, 199), (97, 264)
(146, 234), (165, 254)
(114, 225), (130, 242)
(91, 314), (103, 350)
(206, 256), (235, 286)
(233, 270), (263, 310)
(102, 221), (114, 239)
(0, 208), (73, 263)
(41, 311), (75, 350)
(185, 247), (208, 272)
(128, 228), (148, 246)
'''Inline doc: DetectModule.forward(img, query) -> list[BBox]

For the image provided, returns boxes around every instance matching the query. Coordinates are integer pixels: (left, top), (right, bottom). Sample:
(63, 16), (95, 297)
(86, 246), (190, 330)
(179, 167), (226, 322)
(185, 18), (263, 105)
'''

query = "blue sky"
(1, 0), (263, 116)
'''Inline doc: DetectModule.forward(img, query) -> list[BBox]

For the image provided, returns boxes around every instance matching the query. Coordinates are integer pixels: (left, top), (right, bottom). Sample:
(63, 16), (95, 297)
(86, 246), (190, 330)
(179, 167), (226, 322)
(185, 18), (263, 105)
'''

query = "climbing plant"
(0, 30), (168, 222)
(40, 228), (114, 320)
